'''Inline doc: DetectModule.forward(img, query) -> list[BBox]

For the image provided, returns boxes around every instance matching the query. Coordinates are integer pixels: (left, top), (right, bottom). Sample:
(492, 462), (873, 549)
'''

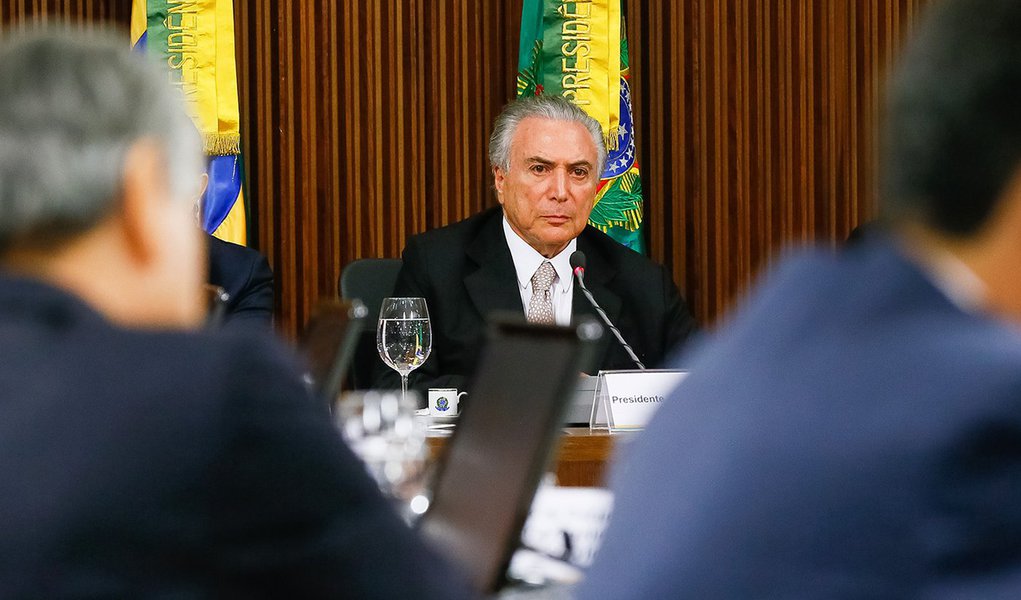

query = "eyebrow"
(525, 156), (594, 169)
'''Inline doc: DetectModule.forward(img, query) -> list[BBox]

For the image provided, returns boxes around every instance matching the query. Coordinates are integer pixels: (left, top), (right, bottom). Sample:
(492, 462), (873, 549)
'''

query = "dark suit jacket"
(373, 207), (697, 392)
(207, 234), (274, 331)
(0, 273), (474, 599)
(581, 235), (1021, 599)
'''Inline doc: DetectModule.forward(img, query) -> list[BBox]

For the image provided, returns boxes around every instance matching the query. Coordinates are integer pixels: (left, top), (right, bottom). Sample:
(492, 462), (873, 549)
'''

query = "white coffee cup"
(428, 388), (466, 417)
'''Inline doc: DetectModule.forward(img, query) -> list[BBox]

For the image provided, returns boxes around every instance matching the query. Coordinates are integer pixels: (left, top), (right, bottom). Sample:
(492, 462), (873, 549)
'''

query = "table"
(426, 427), (633, 487)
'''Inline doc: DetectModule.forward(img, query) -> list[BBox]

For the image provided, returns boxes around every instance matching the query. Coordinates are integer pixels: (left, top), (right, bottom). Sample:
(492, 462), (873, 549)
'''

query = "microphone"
(569, 250), (646, 370)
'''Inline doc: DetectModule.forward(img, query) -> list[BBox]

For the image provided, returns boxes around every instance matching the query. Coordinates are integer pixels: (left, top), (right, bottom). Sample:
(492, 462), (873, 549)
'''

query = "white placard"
(589, 370), (688, 431)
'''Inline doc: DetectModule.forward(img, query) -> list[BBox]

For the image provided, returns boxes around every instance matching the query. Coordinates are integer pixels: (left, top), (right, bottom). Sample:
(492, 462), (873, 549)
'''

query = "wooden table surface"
(426, 427), (636, 487)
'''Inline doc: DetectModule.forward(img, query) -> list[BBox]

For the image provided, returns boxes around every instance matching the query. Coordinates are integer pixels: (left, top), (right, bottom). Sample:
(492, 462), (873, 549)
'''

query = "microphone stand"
(572, 265), (646, 370)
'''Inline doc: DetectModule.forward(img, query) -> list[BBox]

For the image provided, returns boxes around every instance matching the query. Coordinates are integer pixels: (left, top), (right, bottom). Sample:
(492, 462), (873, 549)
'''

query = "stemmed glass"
(377, 297), (432, 405)
(337, 390), (427, 512)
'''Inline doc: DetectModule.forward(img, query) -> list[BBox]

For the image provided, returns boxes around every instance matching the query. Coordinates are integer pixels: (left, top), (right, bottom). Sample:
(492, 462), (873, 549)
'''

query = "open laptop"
(297, 299), (368, 405)
(417, 316), (603, 594)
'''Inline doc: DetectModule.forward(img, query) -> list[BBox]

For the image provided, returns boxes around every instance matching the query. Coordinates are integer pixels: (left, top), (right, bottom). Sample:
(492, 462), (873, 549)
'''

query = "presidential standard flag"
(131, 0), (248, 245)
(517, 0), (645, 253)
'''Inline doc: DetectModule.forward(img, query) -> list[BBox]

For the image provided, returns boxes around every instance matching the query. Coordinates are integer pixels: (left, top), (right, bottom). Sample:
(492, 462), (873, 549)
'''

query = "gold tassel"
(204, 133), (242, 156)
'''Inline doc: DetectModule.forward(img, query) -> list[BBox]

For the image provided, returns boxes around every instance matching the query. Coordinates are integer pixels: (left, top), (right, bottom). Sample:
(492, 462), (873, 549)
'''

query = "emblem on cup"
(428, 388), (466, 417)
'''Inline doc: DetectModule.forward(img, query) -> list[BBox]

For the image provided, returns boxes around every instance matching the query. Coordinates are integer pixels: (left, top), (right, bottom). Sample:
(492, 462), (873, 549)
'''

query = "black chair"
(338, 258), (403, 389)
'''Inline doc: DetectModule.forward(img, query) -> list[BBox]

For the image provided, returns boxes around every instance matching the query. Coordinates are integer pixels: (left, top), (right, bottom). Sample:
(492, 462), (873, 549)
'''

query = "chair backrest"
(338, 258), (403, 389)
(339, 258), (403, 322)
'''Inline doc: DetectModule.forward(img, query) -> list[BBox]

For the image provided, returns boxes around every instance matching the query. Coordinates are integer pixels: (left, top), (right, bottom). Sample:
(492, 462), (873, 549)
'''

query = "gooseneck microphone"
(570, 250), (646, 370)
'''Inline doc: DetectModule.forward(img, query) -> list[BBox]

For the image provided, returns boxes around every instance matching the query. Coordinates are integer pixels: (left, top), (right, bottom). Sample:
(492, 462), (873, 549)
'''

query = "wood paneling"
(630, 0), (926, 322)
(236, 1), (523, 337)
(0, 0), (928, 338)
(0, 0), (125, 24)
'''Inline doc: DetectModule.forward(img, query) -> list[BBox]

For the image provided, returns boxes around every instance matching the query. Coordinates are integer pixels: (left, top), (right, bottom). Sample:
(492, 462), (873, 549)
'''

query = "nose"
(550, 168), (569, 201)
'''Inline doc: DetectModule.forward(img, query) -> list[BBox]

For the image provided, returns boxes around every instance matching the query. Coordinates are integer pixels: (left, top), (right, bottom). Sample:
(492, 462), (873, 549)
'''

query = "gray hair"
(488, 94), (606, 175)
(0, 28), (203, 251)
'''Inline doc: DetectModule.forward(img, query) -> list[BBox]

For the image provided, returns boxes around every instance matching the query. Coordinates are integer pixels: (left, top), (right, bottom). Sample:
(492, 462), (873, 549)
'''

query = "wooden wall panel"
(0, 0), (125, 24)
(629, 0), (926, 322)
(235, 1), (527, 337)
(0, 0), (928, 339)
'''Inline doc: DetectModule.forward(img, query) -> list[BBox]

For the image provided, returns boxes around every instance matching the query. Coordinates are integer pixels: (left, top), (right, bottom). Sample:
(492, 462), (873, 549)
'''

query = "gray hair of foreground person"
(0, 29), (202, 252)
(488, 94), (607, 175)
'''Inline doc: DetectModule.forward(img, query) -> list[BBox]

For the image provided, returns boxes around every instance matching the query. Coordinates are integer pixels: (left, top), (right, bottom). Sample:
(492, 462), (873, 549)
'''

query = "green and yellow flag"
(130, 0), (247, 245)
(517, 0), (645, 253)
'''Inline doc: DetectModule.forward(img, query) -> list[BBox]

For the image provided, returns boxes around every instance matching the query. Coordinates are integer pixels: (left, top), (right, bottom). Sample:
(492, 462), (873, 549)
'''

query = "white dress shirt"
(502, 217), (576, 326)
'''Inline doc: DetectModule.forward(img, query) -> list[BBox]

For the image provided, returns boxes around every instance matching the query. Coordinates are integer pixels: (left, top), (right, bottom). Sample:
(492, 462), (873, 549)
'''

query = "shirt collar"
(899, 241), (986, 314)
(502, 215), (577, 294)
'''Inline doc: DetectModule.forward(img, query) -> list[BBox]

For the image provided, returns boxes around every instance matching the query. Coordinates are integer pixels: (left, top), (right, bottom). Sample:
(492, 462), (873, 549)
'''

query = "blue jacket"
(582, 236), (1021, 599)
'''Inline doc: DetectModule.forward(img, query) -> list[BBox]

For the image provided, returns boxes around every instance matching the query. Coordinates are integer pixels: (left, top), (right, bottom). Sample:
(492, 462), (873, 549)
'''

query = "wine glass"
(377, 297), (432, 405)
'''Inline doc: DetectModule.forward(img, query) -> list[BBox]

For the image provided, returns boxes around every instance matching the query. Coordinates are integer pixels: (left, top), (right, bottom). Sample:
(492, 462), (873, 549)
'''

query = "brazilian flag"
(517, 0), (645, 254)
(131, 0), (248, 246)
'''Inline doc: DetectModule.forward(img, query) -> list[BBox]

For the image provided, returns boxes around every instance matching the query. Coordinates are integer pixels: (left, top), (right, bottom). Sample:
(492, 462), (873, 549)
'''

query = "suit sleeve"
(221, 252), (274, 332)
(658, 265), (698, 362)
(210, 337), (476, 599)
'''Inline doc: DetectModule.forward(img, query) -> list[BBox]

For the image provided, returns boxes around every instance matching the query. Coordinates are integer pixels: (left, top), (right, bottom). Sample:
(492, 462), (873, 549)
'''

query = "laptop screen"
(418, 318), (601, 593)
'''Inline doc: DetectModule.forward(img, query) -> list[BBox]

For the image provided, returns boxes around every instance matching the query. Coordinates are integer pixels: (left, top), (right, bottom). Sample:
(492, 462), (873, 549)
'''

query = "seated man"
(374, 95), (697, 391)
(207, 232), (274, 331)
(0, 30), (471, 598)
(580, 1), (1021, 597)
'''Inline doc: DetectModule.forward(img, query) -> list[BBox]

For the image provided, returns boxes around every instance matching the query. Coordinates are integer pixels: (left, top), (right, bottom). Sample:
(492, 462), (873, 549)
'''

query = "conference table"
(426, 427), (634, 487)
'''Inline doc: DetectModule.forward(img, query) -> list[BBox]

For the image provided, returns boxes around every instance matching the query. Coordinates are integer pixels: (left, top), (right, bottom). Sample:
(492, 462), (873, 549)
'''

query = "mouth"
(542, 215), (571, 225)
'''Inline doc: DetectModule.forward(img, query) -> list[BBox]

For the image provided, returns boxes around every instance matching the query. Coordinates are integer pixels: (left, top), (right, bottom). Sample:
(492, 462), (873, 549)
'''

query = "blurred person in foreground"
(374, 94), (697, 392)
(581, 1), (1021, 598)
(0, 29), (472, 599)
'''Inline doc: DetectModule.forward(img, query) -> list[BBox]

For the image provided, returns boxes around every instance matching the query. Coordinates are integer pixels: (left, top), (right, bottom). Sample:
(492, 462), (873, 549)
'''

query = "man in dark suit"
(0, 30), (472, 598)
(581, 1), (1021, 597)
(375, 95), (696, 391)
(207, 233), (274, 330)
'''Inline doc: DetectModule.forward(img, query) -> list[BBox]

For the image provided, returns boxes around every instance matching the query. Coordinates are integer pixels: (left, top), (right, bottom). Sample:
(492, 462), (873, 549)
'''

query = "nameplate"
(589, 370), (688, 432)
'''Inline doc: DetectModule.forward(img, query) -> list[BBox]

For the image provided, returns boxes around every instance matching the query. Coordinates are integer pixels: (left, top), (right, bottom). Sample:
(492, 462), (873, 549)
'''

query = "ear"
(197, 172), (209, 201)
(118, 139), (165, 265)
(493, 165), (507, 205)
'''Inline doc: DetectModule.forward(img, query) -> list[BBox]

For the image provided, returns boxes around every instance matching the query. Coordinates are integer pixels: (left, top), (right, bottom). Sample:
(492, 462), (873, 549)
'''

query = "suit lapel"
(573, 229), (623, 370)
(464, 210), (525, 318)
(461, 217), (624, 370)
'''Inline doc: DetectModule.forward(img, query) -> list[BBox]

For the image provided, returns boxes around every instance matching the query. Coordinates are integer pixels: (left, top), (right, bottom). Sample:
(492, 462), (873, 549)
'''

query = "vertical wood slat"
(0, 1), (928, 339)
(0, 0), (125, 28)
(631, 0), (925, 324)
(240, 1), (524, 338)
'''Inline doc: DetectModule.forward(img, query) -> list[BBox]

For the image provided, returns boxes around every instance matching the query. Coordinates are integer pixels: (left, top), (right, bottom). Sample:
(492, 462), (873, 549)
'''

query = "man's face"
(494, 116), (600, 257)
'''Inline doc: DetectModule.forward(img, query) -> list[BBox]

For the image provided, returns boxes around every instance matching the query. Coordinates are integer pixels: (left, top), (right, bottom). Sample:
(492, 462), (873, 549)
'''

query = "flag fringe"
(204, 133), (241, 156)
